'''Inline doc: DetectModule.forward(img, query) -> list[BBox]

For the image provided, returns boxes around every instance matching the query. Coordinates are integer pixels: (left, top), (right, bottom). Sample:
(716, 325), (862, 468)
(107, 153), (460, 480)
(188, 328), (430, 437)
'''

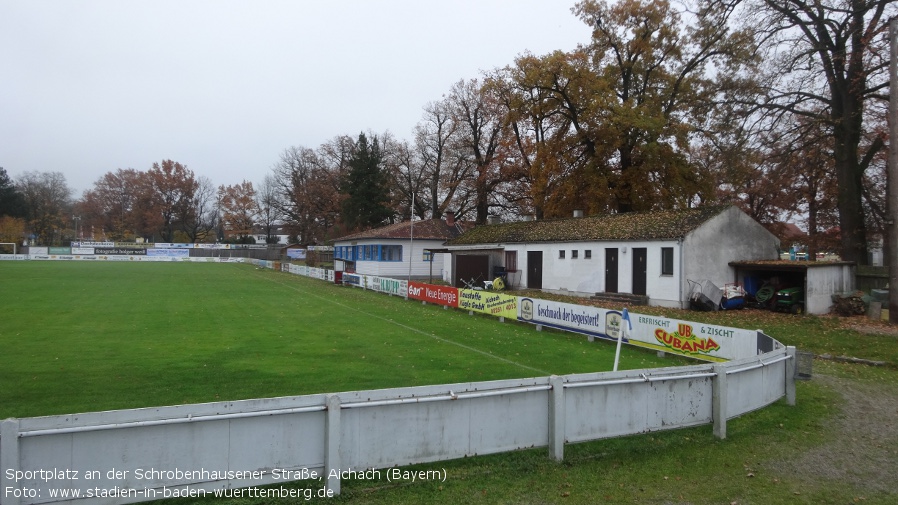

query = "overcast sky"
(1, 0), (591, 197)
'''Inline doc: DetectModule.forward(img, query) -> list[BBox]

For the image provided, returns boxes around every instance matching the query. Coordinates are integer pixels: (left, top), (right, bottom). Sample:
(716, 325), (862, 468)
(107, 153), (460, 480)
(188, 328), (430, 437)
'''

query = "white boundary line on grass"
(256, 269), (552, 376)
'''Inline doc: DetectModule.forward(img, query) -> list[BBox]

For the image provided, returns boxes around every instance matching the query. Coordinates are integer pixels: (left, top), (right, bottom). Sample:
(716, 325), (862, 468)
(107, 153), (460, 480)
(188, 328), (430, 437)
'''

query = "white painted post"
(712, 365), (728, 439)
(1, 419), (21, 505)
(548, 376), (565, 461)
(324, 395), (341, 495)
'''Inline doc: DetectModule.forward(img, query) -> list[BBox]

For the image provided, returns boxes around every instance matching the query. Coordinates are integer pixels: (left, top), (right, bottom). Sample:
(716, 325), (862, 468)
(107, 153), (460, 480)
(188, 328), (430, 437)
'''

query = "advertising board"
(367, 276), (407, 296)
(407, 282), (458, 308)
(147, 248), (190, 258)
(95, 248), (147, 255)
(518, 297), (755, 362)
(459, 289), (518, 318)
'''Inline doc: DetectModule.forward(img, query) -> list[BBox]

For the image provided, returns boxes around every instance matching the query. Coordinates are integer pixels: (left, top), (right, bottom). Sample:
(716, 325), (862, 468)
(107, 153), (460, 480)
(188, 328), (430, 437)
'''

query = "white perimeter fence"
(0, 256), (799, 505)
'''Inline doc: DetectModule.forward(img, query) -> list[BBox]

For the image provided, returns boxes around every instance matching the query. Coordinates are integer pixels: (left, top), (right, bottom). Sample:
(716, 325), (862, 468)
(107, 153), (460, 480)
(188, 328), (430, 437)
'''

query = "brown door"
(633, 248), (647, 296)
(605, 248), (618, 293)
(527, 251), (543, 289)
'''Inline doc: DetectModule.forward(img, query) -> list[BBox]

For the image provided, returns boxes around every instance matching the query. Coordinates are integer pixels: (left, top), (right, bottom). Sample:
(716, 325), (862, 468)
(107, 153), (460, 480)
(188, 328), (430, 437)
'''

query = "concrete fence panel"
(562, 365), (716, 443)
(724, 352), (790, 419)
(1, 350), (796, 505)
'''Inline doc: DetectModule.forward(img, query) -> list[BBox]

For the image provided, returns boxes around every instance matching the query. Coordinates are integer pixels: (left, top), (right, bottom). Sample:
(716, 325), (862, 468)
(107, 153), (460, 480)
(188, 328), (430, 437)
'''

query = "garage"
(454, 254), (491, 288)
(730, 260), (855, 315)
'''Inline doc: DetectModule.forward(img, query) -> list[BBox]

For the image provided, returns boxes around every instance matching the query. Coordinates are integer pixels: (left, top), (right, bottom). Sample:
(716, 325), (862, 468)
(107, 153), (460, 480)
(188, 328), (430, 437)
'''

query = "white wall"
(504, 241), (683, 307)
(683, 207), (780, 302)
(806, 264), (855, 314)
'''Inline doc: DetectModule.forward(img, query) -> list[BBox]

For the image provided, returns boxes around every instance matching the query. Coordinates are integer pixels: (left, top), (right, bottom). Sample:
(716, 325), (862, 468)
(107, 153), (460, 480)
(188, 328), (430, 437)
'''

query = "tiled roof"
(334, 219), (474, 242)
(446, 206), (732, 245)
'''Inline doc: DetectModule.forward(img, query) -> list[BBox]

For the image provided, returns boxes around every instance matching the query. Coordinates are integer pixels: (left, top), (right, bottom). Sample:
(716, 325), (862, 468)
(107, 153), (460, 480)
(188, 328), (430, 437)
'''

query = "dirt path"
(769, 374), (898, 495)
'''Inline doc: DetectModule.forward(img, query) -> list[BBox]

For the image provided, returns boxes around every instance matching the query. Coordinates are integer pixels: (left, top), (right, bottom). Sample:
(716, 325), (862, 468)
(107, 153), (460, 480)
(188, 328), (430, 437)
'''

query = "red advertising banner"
(407, 282), (459, 308)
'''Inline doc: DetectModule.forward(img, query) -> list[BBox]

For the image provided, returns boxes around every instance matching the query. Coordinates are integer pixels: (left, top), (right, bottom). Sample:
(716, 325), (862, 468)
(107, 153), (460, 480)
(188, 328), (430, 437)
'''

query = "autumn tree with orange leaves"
(218, 180), (258, 243)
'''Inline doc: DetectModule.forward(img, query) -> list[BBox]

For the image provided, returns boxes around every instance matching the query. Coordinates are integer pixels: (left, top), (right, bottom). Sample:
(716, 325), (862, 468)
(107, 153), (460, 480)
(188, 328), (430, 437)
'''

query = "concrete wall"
(682, 207), (780, 307)
(0, 346), (795, 505)
(806, 264), (856, 314)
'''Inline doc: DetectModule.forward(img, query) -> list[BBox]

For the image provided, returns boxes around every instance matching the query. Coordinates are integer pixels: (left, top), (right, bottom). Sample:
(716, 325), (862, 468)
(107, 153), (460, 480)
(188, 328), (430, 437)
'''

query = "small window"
(572, 250), (579, 259)
(584, 249), (592, 259)
(661, 247), (674, 275)
(505, 251), (518, 271)
(559, 250), (565, 259)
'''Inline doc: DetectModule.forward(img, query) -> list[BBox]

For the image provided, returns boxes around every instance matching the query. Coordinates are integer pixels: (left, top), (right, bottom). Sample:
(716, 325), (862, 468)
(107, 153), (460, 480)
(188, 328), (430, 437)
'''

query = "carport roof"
(729, 260), (855, 271)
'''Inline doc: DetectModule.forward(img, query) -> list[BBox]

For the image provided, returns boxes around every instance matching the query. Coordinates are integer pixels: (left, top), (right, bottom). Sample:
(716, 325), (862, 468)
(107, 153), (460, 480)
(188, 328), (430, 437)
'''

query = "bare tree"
(272, 144), (343, 245)
(414, 99), (475, 220)
(255, 174), (284, 244)
(180, 176), (219, 243)
(16, 171), (72, 245)
(746, 0), (895, 263)
(447, 78), (512, 224)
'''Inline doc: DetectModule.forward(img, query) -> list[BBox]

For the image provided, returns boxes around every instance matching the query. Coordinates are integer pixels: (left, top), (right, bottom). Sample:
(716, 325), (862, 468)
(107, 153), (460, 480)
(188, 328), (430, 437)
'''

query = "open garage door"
(455, 254), (490, 288)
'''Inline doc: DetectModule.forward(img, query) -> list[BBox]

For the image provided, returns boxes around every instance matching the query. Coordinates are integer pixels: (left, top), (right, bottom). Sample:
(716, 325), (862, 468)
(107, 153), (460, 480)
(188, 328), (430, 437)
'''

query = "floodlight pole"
(408, 193), (414, 282)
(72, 215), (82, 242)
(889, 17), (898, 324)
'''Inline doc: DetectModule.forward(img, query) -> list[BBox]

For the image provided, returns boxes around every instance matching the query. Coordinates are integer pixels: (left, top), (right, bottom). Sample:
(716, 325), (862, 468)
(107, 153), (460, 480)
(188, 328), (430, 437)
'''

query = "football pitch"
(0, 261), (686, 419)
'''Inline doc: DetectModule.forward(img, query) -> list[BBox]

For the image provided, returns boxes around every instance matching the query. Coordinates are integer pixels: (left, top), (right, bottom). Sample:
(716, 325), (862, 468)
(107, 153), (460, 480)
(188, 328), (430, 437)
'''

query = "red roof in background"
(334, 218), (474, 242)
(780, 223), (806, 240)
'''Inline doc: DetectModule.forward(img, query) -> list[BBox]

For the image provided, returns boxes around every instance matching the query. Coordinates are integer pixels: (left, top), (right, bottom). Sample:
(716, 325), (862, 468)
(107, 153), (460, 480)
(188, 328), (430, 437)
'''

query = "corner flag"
(613, 308), (632, 371)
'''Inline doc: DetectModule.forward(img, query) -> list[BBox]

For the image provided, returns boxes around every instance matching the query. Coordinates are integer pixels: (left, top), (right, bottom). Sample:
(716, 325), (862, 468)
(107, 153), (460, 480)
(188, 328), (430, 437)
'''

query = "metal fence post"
(548, 376), (565, 461)
(785, 346), (797, 406)
(1, 419), (21, 505)
(325, 395), (342, 496)
(712, 365), (728, 439)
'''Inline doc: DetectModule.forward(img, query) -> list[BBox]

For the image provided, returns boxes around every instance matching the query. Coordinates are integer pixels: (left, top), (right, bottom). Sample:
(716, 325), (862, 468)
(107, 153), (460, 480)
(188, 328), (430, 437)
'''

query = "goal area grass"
(0, 261), (687, 419)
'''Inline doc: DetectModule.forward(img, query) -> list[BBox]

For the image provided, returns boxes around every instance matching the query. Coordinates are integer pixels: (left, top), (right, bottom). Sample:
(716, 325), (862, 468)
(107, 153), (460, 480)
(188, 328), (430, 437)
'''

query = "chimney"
(573, 210), (584, 218)
(445, 211), (455, 226)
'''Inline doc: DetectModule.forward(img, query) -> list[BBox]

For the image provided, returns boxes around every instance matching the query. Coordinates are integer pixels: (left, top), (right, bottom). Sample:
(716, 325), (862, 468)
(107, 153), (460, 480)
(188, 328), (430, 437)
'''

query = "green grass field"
(4, 261), (896, 504)
(0, 261), (687, 419)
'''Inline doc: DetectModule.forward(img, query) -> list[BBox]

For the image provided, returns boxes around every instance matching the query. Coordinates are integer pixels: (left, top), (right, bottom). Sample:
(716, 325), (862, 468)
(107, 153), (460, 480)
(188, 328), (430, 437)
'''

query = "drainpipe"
(678, 237), (685, 309)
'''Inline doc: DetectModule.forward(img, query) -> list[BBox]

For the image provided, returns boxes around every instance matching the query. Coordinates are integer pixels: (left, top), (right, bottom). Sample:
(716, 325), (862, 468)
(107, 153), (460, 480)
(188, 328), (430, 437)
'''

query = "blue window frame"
(348, 243), (402, 262)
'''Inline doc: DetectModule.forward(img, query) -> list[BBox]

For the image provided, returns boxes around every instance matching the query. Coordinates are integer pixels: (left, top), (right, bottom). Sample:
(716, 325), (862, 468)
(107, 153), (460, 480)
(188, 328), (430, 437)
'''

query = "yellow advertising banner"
(459, 289), (518, 318)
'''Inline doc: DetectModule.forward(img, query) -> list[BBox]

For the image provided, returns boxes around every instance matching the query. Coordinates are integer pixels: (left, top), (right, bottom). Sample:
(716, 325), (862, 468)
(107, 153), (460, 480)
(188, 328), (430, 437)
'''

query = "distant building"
(332, 212), (473, 280)
(250, 225), (291, 245)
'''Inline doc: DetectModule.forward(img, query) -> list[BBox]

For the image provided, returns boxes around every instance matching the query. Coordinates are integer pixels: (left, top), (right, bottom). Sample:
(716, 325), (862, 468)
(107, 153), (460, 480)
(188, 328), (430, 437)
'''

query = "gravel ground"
(768, 373), (898, 496)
